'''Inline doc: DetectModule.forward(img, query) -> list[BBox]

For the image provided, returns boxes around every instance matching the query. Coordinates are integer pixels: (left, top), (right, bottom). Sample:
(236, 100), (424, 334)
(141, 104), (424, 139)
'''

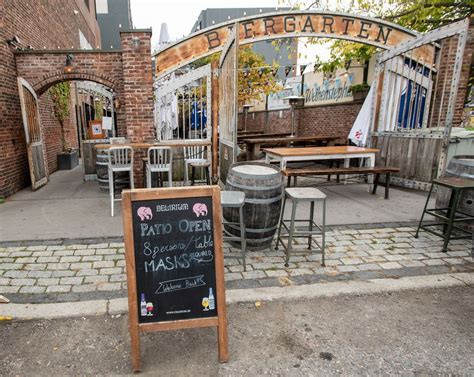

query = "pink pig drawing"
(192, 203), (208, 217)
(137, 207), (153, 221)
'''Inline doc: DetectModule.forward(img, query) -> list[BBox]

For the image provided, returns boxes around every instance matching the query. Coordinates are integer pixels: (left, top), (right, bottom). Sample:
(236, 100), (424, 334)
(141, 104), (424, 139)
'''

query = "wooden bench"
(282, 166), (400, 199)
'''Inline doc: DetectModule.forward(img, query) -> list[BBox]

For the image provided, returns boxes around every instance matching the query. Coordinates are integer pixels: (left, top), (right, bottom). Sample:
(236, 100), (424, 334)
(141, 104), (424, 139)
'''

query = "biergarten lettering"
(203, 15), (396, 51)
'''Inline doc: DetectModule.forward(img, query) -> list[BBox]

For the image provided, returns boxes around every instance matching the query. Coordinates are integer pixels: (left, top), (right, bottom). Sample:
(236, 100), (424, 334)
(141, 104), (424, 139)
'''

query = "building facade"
(96, 0), (133, 50)
(0, 0), (101, 197)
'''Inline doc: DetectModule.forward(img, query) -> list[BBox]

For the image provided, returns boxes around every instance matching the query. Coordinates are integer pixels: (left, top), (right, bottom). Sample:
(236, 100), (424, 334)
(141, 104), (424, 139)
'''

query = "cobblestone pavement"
(1, 225), (472, 303)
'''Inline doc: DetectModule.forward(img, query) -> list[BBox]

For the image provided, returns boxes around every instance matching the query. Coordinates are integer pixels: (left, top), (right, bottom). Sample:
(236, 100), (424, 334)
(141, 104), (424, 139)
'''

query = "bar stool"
(221, 191), (247, 271)
(191, 161), (211, 185)
(107, 146), (134, 217)
(275, 187), (326, 267)
(146, 146), (172, 188)
(183, 145), (208, 185)
(415, 177), (474, 252)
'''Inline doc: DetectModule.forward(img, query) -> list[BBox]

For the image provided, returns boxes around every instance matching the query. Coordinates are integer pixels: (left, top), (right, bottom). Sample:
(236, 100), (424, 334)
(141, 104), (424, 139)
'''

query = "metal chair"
(275, 187), (326, 267)
(183, 145), (209, 185)
(146, 146), (172, 188)
(107, 146), (134, 217)
(221, 191), (247, 271)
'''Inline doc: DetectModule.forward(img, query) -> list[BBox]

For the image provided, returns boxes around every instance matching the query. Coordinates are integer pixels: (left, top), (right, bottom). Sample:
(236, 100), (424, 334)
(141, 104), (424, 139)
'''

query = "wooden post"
(211, 60), (219, 183)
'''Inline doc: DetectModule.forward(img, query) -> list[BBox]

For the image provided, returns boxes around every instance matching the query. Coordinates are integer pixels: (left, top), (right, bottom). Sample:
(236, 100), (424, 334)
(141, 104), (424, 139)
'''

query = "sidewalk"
(1, 224), (472, 305)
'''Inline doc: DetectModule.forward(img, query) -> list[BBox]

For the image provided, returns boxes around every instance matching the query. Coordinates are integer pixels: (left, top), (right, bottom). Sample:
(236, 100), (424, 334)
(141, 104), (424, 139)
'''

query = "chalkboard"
(122, 186), (228, 372)
(131, 196), (217, 323)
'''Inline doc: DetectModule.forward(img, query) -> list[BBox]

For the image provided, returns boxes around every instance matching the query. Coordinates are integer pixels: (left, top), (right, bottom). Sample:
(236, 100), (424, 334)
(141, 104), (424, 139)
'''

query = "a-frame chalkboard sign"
(122, 186), (228, 372)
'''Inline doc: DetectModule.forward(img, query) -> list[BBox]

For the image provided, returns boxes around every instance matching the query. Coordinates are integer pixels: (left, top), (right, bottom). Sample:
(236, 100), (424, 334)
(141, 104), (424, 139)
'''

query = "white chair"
(146, 146), (172, 188)
(183, 145), (209, 186)
(107, 146), (134, 217)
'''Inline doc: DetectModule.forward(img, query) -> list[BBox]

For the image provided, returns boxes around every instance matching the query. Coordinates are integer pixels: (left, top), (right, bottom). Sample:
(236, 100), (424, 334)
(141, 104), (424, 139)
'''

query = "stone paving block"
(53, 250), (74, 256)
(334, 235), (354, 241)
(59, 256), (82, 263)
(306, 254), (323, 262)
(423, 259), (448, 266)
(109, 242), (125, 248)
(229, 265), (249, 273)
(447, 251), (470, 257)
(72, 285), (97, 293)
(0, 278), (11, 285)
(88, 243), (108, 249)
(84, 275), (109, 284)
(76, 269), (99, 276)
(70, 262), (92, 270)
(358, 229), (377, 234)
(93, 261), (115, 269)
(288, 268), (313, 276)
(0, 263), (23, 270)
(104, 255), (124, 261)
(31, 251), (53, 257)
(242, 270), (266, 279)
(95, 248), (116, 255)
(357, 263), (381, 271)
(7, 247), (26, 252)
(0, 286), (19, 293)
(264, 270), (288, 278)
(4, 270), (29, 278)
(19, 286), (46, 294)
(346, 251), (369, 257)
(297, 261), (323, 269)
(37, 278), (60, 286)
(352, 240), (370, 245)
(37, 256), (60, 263)
(47, 263), (71, 270)
(341, 257), (364, 265)
(11, 278), (36, 286)
(250, 263), (275, 270)
(109, 274), (126, 282)
(331, 246), (353, 253)
(51, 270), (76, 278)
(116, 260), (126, 267)
(117, 248), (125, 254)
(379, 262), (402, 269)
(405, 254), (426, 260)
(46, 285), (72, 293)
(396, 227), (415, 232)
(60, 277), (84, 285)
(122, 282), (128, 290)
(336, 265), (359, 272)
(100, 267), (122, 275)
(400, 260), (426, 268)
(26, 245), (47, 251)
(363, 255), (386, 263)
(443, 258), (466, 265)
(47, 245), (66, 251)
(326, 252), (347, 259)
(10, 251), (33, 257)
(27, 270), (52, 278)
(424, 252), (446, 259)
(97, 283), (122, 291)
(323, 259), (341, 266)
(82, 256), (103, 262)
(74, 249), (96, 256)
(385, 255), (408, 262)
(0, 258), (14, 263)
(66, 244), (88, 250)
(391, 242), (412, 249)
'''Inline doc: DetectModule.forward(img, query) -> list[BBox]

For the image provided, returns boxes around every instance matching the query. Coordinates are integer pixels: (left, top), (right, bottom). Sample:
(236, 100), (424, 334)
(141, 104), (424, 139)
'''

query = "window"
(79, 30), (93, 50)
(96, 0), (108, 14)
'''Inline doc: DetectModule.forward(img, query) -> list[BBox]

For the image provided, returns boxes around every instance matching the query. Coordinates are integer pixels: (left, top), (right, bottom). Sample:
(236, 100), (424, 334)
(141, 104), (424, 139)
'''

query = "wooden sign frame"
(122, 186), (228, 372)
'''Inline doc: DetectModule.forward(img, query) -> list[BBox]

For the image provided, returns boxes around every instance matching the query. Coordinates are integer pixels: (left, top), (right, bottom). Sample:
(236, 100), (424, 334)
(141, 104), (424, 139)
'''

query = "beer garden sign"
(154, 10), (429, 77)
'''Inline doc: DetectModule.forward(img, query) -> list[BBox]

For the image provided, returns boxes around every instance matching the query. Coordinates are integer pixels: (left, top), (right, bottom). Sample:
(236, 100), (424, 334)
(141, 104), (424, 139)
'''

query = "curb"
(1, 272), (472, 321)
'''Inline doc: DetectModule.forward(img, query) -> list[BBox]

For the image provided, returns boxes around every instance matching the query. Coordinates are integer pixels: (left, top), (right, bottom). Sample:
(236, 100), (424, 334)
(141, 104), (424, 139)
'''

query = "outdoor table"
(244, 135), (339, 161)
(263, 145), (379, 170)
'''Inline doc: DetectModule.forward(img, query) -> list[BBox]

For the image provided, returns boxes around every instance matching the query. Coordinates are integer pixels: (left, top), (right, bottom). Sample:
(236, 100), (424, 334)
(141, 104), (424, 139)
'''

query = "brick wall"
(238, 101), (362, 142)
(0, 0), (100, 197)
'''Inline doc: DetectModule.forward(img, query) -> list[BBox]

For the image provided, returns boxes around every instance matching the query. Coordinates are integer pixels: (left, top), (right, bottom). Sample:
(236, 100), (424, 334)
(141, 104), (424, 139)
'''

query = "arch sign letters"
(155, 11), (422, 77)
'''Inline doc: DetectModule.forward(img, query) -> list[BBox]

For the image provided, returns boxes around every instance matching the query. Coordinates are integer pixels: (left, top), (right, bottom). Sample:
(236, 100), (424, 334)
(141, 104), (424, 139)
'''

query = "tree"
(48, 82), (71, 152)
(286, 0), (473, 79)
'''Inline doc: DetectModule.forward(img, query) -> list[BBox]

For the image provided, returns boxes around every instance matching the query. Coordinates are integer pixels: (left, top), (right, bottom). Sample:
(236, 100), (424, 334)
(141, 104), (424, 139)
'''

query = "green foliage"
(94, 98), (104, 121)
(48, 82), (70, 123)
(349, 83), (371, 93)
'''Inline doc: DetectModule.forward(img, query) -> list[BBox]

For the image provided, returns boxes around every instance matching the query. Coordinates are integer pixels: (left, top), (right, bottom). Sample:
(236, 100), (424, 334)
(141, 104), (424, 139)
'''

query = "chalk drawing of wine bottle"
(208, 287), (215, 310)
(140, 293), (147, 316)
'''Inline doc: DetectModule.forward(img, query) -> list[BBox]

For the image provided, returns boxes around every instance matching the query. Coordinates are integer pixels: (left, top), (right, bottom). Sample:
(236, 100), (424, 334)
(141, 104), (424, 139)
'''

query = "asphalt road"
(1, 286), (473, 376)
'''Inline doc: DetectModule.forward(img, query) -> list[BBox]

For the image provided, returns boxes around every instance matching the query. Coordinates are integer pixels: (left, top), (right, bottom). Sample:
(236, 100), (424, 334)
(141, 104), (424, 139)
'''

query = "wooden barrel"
(436, 155), (474, 232)
(95, 150), (129, 192)
(224, 162), (283, 250)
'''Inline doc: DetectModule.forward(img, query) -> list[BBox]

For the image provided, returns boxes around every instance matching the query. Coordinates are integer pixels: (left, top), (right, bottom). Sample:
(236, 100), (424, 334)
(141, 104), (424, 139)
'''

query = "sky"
(130, 0), (284, 49)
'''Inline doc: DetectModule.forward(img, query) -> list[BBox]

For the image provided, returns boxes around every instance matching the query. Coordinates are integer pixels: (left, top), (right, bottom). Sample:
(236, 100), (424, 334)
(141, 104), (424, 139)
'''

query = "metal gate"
(370, 19), (470, 189)
(218, 24), (239, 184)
(17, 78), (49, 190)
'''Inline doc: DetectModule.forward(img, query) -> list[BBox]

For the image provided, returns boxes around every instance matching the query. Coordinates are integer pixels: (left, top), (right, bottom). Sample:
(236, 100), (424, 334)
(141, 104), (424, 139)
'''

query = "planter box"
(57, 150), (79, 170)
(352, 90), (369, 102)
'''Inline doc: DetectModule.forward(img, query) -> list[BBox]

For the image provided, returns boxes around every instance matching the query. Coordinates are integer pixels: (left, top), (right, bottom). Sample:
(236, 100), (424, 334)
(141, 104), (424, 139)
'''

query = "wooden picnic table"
(243, 135), (339, 161)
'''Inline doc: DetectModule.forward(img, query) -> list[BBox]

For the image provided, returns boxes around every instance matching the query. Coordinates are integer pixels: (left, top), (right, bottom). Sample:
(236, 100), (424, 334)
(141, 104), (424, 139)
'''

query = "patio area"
(0, 163), (436, 243)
